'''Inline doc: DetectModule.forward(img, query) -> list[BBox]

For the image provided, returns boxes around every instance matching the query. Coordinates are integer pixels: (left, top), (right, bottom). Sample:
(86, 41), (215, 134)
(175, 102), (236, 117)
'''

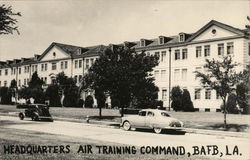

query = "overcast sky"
(0, 0), (249, 61)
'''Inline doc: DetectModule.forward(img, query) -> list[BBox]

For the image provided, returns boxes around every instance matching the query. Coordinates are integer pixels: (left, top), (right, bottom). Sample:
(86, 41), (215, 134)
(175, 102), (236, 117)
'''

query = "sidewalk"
(1, 112), (249, 139)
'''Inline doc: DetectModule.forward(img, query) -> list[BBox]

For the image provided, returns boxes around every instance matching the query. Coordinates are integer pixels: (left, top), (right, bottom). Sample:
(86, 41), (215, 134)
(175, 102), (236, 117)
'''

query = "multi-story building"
(0, 20), (249, 110)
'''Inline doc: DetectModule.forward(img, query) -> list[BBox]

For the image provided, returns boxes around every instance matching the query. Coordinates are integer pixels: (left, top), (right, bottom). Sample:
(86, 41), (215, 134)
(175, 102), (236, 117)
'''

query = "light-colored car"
(121, 109), (184, 134)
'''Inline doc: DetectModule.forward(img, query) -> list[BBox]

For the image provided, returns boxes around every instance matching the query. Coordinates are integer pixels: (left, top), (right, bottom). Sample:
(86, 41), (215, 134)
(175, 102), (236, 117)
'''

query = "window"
(44, 77), (47, 84)
(227, 42), (234, 55)
(74, 75), (78, 83)
(75, 60), (78, 68)
(52, 63), (57, 70)
(182, 49), (188, 59)
(19, 68), (21, 74)
(159, 37), (164, 44)
(147, 111), (154, 117)
(90, 59), (94, 66)
(155, 52), (160, 58)
(195, 89), (201, 100)
(24, 79), (26, 86)
(162, 89), (167, 100)
(174, 49), (180, 60)
(204, 45), (210, 57)
(27, 66), (30, 73)
(218, 43), (224, 56)
(24, 66), (27, 73)
(0, 70), (1, 75)
(79, 75), (83, 82)
(13, 68), (16, 75)
(61, 62), (64, 69)
(195, 67), (202, 80)
(0, 81), (1, 86)
(205, 89), (211, 99)
(216, 90), (220, 99)
(32, 65), (34, 72)
(5, 69), (8, 75)
(154, 70), (160, 80)
(161, 51), (166, 62)
(18, 80), (21, 87)
(45, 64), (47, 71)
(11, 68), (13, 75)
(139, 111), (146, 116)
(34, 65), (37, 72)
(79, 60), (83, 68)
(196, 46), (202, 58)
(4, 81), (7, 87)
(161, 70), (166, 79)
(174, 69), (180, 81)
(249, 43), (250, 55)
(65, 61), (68, 69)
(179, 34), (185, 42)
(41, 64), (44, 71)
(182, 69), (187, 81)
(86, 59), (89, 70)
(140, 40), (145, 47)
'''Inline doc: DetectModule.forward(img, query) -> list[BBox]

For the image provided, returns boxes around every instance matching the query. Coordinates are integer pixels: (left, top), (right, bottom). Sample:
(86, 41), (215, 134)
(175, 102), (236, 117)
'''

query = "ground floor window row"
(158, 88), (221, 101)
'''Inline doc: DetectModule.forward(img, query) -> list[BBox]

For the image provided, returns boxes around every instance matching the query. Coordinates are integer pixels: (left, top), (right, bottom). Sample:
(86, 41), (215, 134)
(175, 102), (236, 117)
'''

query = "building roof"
(0, 20), (249, 69)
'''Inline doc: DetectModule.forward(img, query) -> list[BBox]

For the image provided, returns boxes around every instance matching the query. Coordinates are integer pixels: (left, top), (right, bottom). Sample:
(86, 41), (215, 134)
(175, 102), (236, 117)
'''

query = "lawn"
(0, 124), (220, 160)
(0, 104), (250, 132)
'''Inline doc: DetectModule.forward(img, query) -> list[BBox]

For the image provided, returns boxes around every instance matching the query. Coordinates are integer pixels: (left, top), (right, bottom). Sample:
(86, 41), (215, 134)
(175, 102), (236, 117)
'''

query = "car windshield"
(161, 112), (170, 117)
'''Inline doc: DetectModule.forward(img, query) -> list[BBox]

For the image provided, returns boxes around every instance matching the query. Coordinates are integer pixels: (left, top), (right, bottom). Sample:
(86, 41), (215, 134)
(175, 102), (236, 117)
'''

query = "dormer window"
(159, 36), (165, 45)
(179, 33), (185, 42)
(77, 48), (82, 55)
(140, 39), (145, 47)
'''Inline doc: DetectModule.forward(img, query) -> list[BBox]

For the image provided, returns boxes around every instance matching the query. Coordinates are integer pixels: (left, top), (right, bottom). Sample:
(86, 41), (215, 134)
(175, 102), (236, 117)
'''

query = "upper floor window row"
(175, 48), (188, 60)
(196, 42), (234, 58)
(154, 51), (167, 63)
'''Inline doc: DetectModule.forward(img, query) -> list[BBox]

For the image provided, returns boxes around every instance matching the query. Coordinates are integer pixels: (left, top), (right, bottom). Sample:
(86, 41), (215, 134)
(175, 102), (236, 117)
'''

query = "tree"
(246, 16), (250, 29)
(195, 56), (240, 128)
(0, 87), (12, 104)
(82, 45), (159, 117)
(182, 89), (195, 112)
(18, 72), (45, 103)
(56, 72), (80, 107)
(0, 4), (21, 35)
(237, 65), (250, 114)
(170, 86), (183, 111)
(85, 95), (94, 108)
(9, 79), (17, 103)
(45, 84), (61, 107)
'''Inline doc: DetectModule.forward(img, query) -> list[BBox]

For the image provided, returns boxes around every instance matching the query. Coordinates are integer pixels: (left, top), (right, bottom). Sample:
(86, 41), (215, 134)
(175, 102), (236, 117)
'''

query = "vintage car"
(18, 104), (53, 122)
(121, 109), (184, 134)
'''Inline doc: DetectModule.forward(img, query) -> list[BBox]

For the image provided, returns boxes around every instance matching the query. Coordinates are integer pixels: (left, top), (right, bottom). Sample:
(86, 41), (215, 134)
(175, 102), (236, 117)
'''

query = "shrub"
(182, 89), (195, 112)
(85, 95), (94, 108)
(171, 86), (183, 111)
(63, 86), (79, 107)
(0, 87), (12, 104)
(236, 83), (249, 114)
(226, 93), (240, 114)
(45, 85), (61, 107)
(77, 99), (84, 108)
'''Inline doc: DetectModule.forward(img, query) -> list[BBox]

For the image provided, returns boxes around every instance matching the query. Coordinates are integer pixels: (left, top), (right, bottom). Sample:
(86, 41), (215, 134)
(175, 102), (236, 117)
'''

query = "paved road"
(1, 116), (249, 159)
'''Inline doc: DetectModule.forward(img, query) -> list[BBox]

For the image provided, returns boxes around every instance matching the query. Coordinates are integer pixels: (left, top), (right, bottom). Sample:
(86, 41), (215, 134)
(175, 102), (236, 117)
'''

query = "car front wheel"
(19, 113), (24, 120)
(154, 127), (162, 134)
(123, 121), (131, 131)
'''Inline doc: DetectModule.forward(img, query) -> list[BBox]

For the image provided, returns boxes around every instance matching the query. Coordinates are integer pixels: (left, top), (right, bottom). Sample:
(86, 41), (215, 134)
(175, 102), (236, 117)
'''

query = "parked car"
(18, 104), (53, 122)
(121, 109), (184, 134)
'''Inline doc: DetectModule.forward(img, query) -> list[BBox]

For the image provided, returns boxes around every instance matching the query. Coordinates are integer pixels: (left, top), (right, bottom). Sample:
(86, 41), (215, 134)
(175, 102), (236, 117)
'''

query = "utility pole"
(168, 47), (172, 111)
